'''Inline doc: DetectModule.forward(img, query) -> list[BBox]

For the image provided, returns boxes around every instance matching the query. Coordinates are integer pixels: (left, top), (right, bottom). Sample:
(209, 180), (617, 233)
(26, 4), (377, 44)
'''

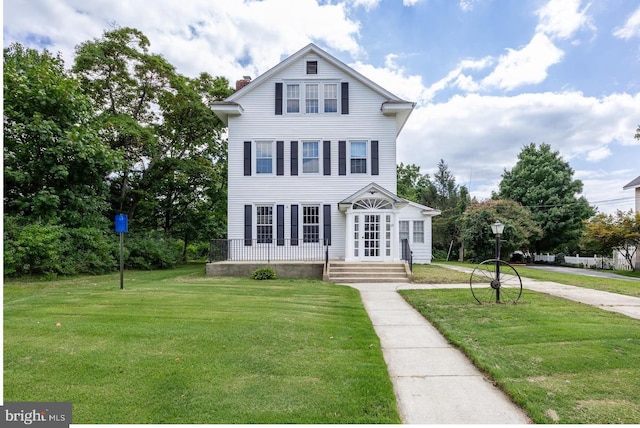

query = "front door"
(363, 214), (381, 259)
(353, 212), (391, 261)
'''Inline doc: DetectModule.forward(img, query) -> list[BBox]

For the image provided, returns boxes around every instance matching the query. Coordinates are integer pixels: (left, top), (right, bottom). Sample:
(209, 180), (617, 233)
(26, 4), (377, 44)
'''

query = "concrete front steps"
(326, 262), (411, 283)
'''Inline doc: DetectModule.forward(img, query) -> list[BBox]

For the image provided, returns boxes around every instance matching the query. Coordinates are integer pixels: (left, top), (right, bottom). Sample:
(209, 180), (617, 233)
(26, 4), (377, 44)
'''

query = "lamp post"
(491, 220), (504, 303)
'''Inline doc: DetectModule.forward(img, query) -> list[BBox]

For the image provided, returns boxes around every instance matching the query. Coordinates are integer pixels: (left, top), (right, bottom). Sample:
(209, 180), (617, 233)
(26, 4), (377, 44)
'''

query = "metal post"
(495, 233), (501, 303)
(120, 232), (124, 290)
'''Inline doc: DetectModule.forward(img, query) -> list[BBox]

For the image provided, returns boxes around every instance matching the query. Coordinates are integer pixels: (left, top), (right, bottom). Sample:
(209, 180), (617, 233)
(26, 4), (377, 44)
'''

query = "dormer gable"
(211, 43), (415, 134)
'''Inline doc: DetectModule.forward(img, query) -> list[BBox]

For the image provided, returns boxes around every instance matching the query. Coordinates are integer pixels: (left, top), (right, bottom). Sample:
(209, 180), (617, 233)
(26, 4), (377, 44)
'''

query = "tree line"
(399, 141), (639, 270)
(4, 27), (639, 276)
(4, 27), (232, 276)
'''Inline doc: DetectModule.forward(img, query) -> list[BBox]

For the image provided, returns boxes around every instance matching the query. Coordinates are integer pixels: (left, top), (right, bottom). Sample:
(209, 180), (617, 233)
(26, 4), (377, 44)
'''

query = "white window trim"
(348, 139), (369, 175)
(254, 140), (275, 175)
(283, 79), (340, 115)
(300, 139), (322, 175)
(255, 203), (274, 244)
(413, 220), (425, 244)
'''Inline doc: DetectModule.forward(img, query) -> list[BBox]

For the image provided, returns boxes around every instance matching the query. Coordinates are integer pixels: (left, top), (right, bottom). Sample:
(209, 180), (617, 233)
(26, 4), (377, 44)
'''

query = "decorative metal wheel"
(470, 259), (523, 304)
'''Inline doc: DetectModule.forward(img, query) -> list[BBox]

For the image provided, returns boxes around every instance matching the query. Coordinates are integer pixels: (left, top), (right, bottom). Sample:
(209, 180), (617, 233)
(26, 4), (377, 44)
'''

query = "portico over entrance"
(338, 183), (409, 262)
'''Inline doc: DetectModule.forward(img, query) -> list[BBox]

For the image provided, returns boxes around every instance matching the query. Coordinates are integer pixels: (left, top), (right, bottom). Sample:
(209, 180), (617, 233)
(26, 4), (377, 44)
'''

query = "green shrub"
(124, 231), (184, 270)
(252, 266), (276, 280)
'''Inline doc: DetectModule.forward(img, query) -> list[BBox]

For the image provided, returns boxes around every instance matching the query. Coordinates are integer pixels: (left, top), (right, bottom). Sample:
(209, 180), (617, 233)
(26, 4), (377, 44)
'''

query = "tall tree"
(396, 163), (433, 203)
(424, 160), (471, 260)
(461, 199), (542, 262)
(72, 27), (232, 236)
(497, 143), (594, 253)
(3, 43), (118, 227)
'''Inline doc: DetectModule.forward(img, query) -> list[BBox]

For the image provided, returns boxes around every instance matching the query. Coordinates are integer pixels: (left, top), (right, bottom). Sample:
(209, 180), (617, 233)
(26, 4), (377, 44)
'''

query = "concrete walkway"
(348, 282), (531, 424)
(345, 268), (640, 424)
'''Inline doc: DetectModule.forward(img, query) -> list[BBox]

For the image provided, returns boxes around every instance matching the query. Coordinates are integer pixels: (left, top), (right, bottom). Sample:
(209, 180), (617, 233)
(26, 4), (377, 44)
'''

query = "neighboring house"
(618, 175), (640, 270)
(211, 43), (440, 264)
(623, 175), (640, 213)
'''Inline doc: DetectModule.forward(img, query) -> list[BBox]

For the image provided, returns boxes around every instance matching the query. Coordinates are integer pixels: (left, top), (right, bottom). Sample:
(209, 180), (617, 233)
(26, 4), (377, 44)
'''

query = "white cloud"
(350, 0), (381, 11)
(535, 0), (594, 40)
(613, 6), (640, 39)
(403, 0), (421, 6)
(351, 55), (427, 102)
(459, 0), (479, 12)
(397, 91), (640, 204)
(2, 0), (362, 82)
(586, 146), (612, 162)
(480, 33), (564, 91)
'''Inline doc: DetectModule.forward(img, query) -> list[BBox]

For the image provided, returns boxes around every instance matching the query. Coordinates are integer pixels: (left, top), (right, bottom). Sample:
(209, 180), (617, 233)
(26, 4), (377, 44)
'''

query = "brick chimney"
(235, 76), (252, 90)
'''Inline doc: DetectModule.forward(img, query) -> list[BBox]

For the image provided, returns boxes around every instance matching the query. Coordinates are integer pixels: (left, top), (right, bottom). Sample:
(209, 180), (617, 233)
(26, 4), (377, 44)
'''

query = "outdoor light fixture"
(492, 220), (504, 303)
(491, 220), (504, 236)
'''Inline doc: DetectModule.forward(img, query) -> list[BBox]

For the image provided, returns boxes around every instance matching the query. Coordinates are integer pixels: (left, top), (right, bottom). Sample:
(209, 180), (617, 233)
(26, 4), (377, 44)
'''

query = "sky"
(4, 0), (640, 214)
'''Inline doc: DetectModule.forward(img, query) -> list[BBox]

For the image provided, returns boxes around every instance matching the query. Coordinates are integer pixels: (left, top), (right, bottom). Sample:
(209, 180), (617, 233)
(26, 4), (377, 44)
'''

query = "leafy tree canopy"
(497, 143), (594, 253)
(461, 199), (542, 262)
(582, 210), (640, 271)
(3, 43), (119, 228)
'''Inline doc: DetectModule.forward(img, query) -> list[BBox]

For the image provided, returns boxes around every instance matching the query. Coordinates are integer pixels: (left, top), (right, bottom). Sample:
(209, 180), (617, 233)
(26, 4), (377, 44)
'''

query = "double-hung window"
(256, 141), (273, 174)
(287, 84), (300, 113)
(399, 221), (410, 241)
(302, 141), (319, 173)
(305, 84), (319, 113)
(413, 221), (424, 243)
(324, 83), (337, 113)
(256, 205), (273, 243)
(350, 141), (367, 174)
(303, 206), (320, 243)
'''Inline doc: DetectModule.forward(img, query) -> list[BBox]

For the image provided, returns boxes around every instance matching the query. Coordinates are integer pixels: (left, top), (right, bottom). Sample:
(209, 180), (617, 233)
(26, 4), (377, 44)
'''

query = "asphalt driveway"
(524, 264), (640, 281)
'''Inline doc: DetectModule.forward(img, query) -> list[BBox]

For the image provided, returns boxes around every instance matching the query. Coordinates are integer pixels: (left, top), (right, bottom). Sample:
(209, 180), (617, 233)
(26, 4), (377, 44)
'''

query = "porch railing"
(209, 239), (327, 263)
(400, 238), (413, 273)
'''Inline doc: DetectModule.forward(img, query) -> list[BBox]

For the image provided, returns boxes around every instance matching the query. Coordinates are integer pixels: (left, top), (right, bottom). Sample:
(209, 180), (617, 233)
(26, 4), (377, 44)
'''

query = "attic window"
(306, 61), (318, 74)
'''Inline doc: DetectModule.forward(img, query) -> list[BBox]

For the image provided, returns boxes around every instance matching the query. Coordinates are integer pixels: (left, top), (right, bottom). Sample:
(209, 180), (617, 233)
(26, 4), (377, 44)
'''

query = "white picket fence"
(533, 253), (620, 270)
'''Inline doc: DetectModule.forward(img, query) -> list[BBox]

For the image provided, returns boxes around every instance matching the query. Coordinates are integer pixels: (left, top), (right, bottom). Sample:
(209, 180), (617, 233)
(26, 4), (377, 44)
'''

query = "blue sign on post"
(115, 214), (128, 290)
(115, 214), (128, 233)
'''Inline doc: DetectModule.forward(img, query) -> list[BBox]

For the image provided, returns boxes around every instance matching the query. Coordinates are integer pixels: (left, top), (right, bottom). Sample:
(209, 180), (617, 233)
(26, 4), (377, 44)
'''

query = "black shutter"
(244, 205), (252, 246)
(275, 82), (283, 115)
(244, 141), (251, 176)
(291, 205), (299, 245)
(277, 141), (284, 176)
(290, 141), (298, 176)
(323, 204), (331, 245)
(277, 205), (285, 246)
(341, 82), (349, 114)
(371, 140), (379, 176)
(323, 140), (331, 175)
(338, 141), (346, 176)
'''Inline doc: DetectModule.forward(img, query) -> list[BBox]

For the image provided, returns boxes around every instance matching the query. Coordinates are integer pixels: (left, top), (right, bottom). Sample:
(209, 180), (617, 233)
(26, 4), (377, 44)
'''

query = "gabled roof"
(623, 175), (640, 190)
(212, 43), (415, 132)
(337, 183), (440, 217)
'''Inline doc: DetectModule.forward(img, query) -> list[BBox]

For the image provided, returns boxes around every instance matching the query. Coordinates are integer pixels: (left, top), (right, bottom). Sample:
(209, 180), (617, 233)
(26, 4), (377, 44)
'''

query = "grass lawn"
(400, 288), (640, 424)
(432, 261), (640, 298)
(4, 265), (400, 424)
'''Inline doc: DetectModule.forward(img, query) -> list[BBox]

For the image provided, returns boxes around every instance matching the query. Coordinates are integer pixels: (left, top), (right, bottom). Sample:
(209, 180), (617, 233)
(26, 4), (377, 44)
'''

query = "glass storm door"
(363, 214), (381, 259)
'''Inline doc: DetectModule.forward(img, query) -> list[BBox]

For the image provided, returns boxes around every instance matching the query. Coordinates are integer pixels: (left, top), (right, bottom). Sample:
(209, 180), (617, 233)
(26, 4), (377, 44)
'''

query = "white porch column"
(391, 208), (401, 261)
(344, 209), (355, 261)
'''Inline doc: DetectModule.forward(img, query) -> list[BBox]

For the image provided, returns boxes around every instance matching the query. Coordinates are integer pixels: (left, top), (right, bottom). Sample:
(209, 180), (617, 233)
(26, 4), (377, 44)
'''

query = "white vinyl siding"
(225, 53), (402, 260)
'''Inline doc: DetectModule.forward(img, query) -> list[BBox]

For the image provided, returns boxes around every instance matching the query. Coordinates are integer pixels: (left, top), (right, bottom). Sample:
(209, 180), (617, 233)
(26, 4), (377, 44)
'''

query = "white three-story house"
(211, 44), (439, 265)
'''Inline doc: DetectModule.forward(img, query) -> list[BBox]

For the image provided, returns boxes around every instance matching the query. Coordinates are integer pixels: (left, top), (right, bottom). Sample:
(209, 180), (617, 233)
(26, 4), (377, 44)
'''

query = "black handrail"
(400, 238), (413, 273)
(209, 239), (326, 262)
